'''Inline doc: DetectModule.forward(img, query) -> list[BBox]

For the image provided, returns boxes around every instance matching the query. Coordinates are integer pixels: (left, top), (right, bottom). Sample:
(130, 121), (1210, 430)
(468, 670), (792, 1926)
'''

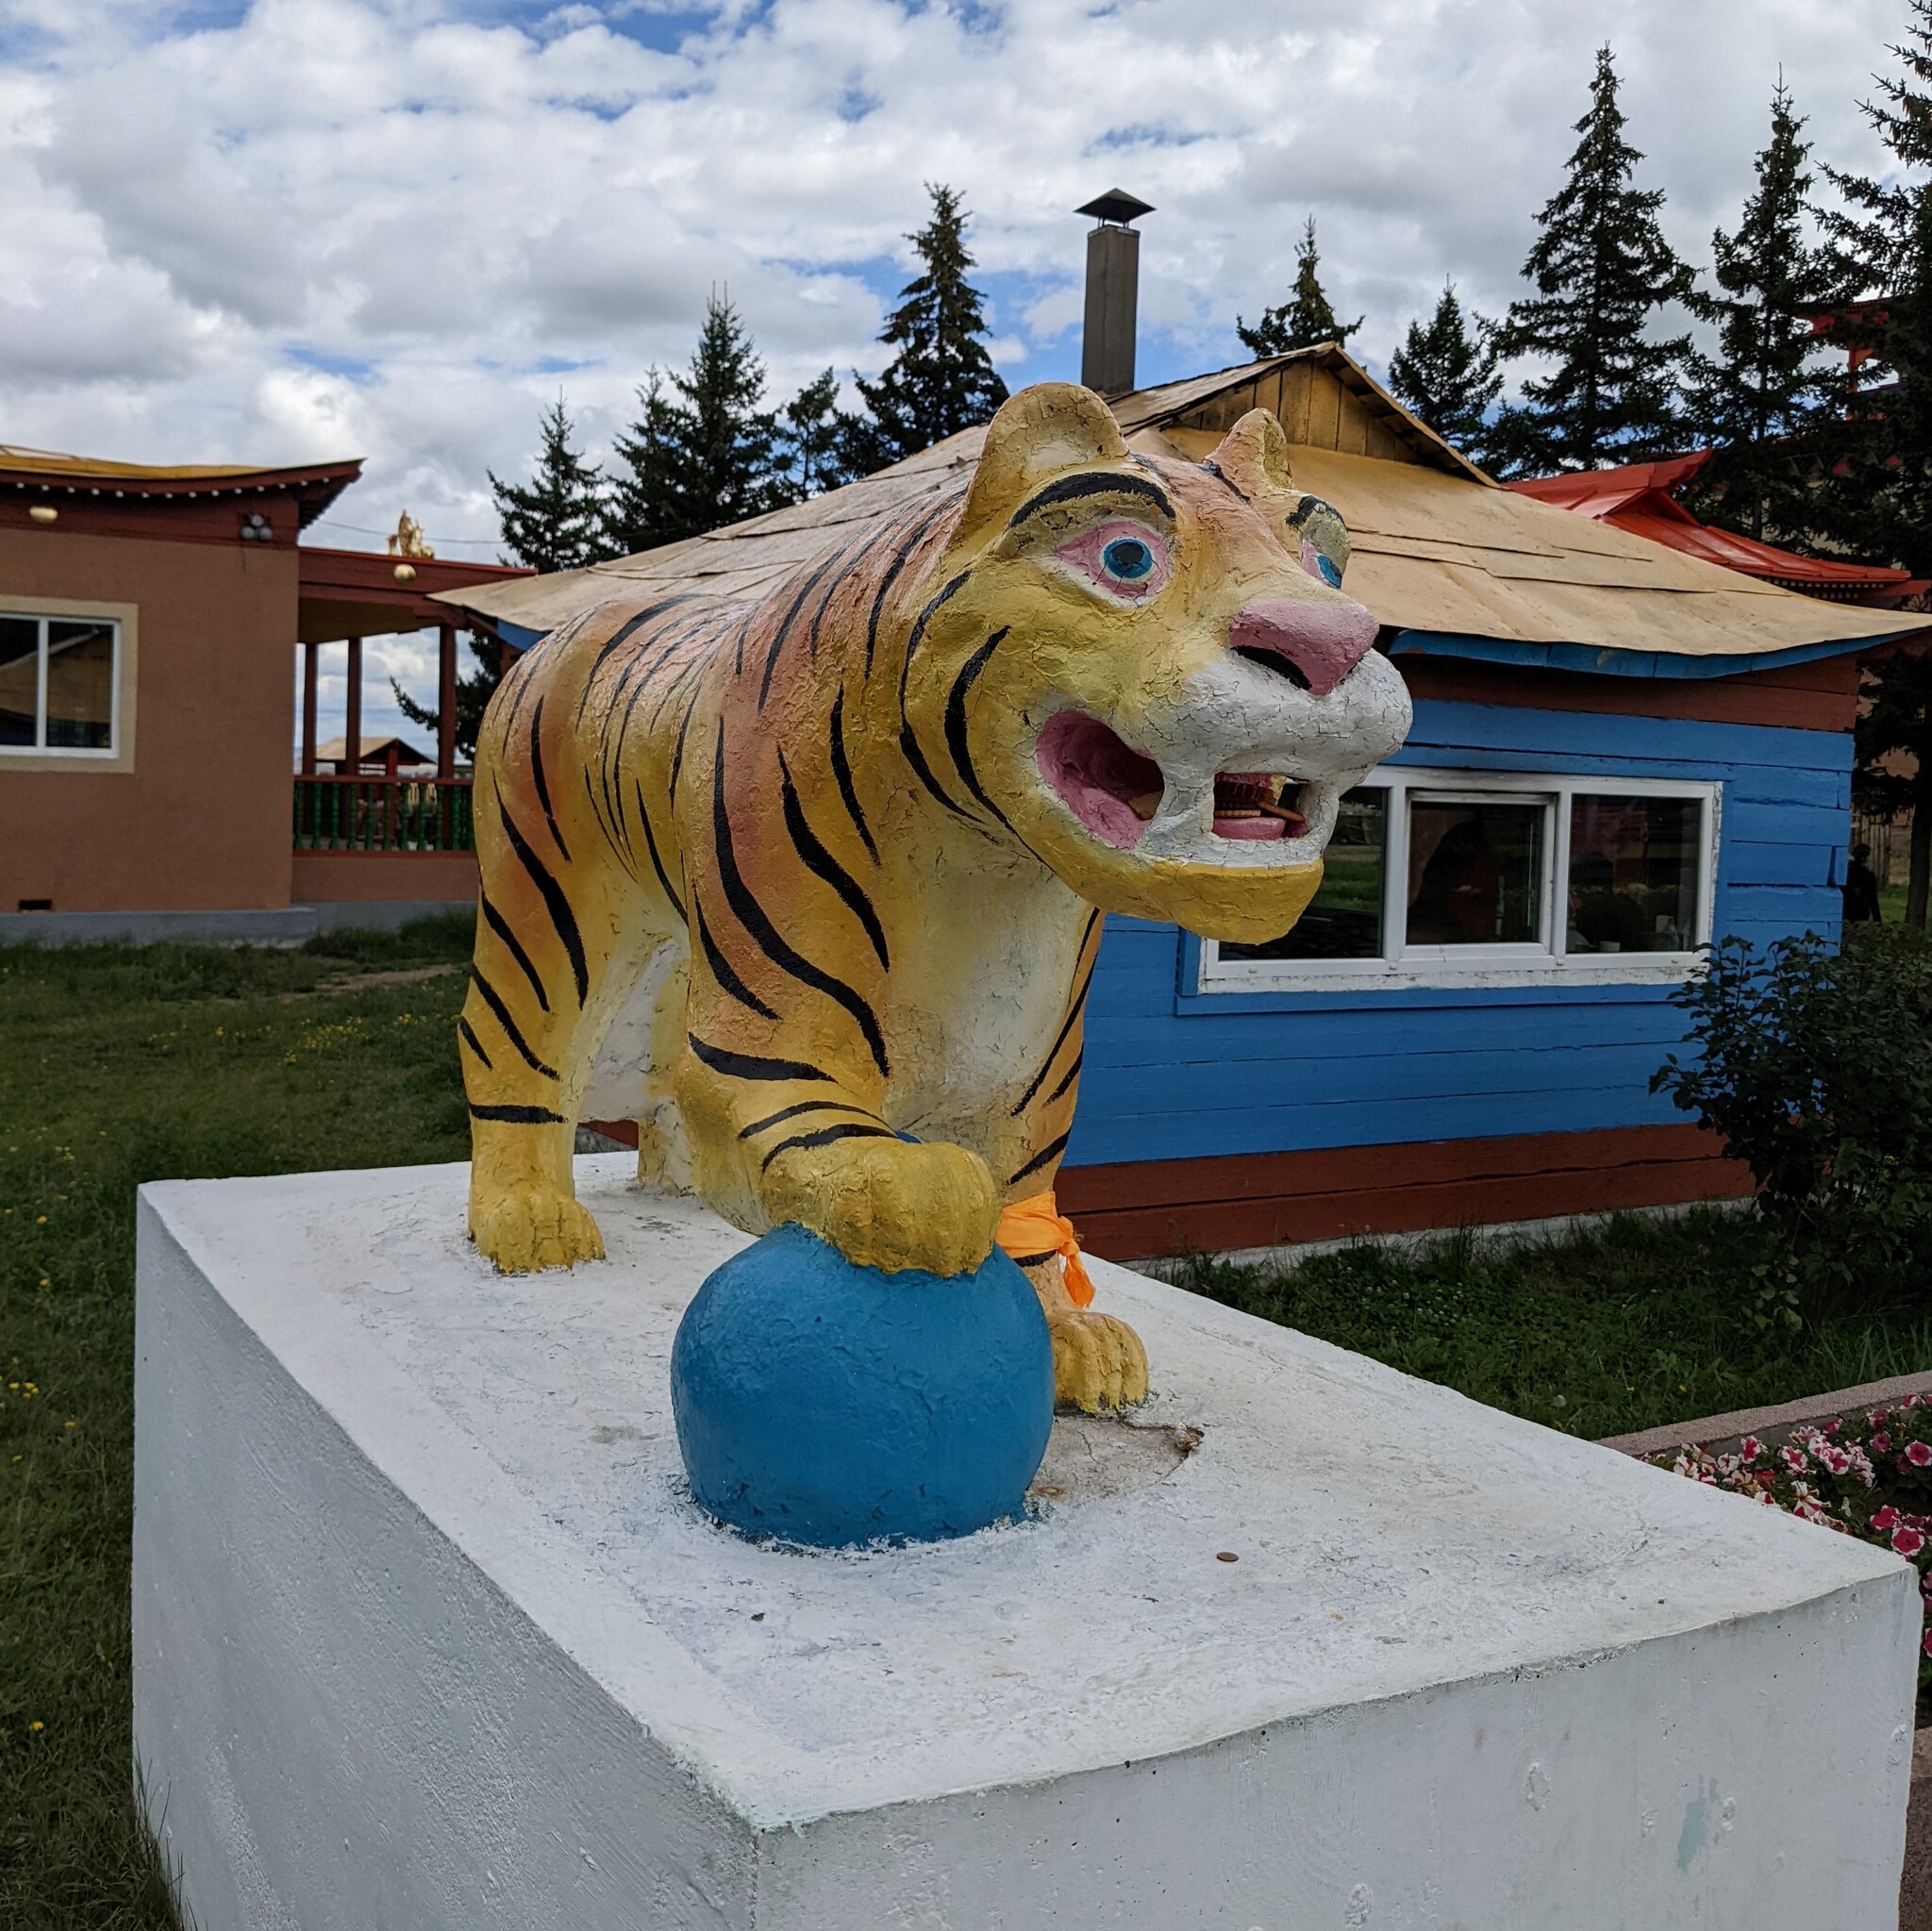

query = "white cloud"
(1, 0), (1916, 652)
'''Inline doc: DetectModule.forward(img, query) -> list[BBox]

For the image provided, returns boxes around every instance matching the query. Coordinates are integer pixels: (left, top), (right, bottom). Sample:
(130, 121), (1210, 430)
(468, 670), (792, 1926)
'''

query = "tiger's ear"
(957, 383), (1129, 549)
(1207, 408), (1295, 498)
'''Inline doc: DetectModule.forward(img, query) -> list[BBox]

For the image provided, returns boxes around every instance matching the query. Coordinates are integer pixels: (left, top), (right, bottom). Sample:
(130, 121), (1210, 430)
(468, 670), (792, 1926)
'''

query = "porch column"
(300, 641), (319, 776)
(343, 636), (362, 774)
(437, 624), (457, 781)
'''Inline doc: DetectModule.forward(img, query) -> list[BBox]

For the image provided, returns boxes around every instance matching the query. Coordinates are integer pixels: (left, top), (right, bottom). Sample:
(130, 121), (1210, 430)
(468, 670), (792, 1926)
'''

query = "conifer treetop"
(488, 396), (611, 575)
(1386, 282), (1502, 461)
(1237, 216), (1362, 358)
(1491, 44), (1693, 474)
(844, 183), (1009, 473)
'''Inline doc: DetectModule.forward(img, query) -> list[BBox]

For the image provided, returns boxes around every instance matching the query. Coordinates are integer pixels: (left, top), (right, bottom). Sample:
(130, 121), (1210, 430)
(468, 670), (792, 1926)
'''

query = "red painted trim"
(582, 1119), (641, 1148)
(1058, 1123), (1753, 1259)
(1397, 653), (1859, 732)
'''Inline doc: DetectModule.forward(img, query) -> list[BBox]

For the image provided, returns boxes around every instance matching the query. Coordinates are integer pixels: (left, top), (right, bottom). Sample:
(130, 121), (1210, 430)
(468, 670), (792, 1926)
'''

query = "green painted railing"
(292, 777), (475, 853)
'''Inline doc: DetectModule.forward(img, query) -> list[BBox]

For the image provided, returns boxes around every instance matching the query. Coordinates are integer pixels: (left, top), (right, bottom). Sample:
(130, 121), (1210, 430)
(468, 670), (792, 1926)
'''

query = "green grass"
(0, 916), (474, 1930)
(1174, 1207), (1932, 1444)
(9, 914), (1932, 1923)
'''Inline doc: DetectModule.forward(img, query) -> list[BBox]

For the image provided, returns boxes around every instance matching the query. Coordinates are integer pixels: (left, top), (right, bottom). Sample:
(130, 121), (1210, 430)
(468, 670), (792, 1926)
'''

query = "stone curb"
(1600, 1368), (1932, 1461)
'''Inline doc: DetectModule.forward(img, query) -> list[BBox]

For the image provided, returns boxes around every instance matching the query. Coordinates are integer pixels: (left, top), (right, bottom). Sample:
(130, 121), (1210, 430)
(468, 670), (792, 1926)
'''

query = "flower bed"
(1657, 1397), (1932, 1697)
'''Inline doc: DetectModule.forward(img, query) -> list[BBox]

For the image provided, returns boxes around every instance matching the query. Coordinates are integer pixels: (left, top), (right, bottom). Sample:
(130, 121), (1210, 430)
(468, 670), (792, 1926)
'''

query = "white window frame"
(1197, 765), (1721, 994)
(0, 599), (134, 769)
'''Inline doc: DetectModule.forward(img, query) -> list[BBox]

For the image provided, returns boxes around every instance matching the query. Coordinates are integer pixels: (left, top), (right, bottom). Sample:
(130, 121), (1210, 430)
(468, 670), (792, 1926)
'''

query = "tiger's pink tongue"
(1213, 815), (1289, 841)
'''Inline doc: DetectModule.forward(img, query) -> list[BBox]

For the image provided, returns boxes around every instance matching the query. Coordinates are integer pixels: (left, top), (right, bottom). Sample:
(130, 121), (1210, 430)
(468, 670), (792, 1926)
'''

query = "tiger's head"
(904, 382), (1411, 943)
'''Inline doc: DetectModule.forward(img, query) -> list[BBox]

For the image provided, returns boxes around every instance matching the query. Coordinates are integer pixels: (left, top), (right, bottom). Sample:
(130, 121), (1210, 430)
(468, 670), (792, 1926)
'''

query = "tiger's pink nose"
(1228, 596), (1377, 697)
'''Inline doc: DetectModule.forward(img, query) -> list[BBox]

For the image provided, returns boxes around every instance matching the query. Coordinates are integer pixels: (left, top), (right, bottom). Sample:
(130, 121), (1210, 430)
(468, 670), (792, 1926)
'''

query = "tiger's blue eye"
(1314, 554), (1342, 589)
(1102, 538), (1154, 581)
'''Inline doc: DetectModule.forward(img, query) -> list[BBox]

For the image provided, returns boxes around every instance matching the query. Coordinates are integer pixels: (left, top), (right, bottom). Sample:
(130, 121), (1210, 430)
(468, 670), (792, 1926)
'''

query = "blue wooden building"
(450, 350), (1924, 1259)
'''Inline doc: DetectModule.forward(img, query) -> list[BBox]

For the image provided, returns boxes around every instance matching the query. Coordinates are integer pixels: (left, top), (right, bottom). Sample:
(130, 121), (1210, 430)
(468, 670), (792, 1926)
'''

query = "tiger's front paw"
(1044, 1304), (1150, 1414)
(763, 1136), (999, 1277)
(470, 1188), (606, 1273)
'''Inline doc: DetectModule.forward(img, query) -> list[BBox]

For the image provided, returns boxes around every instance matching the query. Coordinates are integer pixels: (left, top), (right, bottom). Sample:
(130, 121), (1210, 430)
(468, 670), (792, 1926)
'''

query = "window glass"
(1223, 787), (1387, 960)
(1406, 797), (1545, 946)
(1568, 793), (1701, 954)
(0, 616), (34, 746)
(44, 620), (114, 750)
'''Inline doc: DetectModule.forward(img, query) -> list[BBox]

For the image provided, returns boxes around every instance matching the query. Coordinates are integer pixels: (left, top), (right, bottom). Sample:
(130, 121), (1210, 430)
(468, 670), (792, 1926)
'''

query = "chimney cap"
(1076, 188), (1155, 227)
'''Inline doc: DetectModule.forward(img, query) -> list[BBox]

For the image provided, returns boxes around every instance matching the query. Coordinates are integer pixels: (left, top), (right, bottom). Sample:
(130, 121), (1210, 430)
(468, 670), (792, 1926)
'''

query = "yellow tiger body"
(460, 383), (1410, 1411)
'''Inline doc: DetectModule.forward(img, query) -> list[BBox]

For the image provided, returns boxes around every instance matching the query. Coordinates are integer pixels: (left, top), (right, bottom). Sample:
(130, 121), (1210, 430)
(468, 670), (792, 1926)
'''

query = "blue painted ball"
(671, 1223), (1054, 1548)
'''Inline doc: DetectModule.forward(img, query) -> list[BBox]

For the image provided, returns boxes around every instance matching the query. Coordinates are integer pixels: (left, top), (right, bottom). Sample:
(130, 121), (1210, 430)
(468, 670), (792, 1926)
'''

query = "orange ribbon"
(995, 1190), (1094, 1307)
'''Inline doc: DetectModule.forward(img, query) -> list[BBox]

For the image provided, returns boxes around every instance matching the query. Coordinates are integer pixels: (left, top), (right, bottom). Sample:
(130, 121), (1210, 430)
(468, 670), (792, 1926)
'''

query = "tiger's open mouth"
(1034, 709), (1312, 855)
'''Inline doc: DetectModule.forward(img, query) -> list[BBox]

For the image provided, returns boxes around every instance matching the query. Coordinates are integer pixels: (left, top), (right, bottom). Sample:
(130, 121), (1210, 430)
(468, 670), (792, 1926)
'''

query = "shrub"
(1653, 926), (1932, 1307)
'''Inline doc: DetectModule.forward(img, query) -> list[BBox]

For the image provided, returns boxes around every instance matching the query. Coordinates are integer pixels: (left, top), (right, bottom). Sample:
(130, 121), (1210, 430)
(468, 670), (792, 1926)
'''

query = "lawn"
(8, 921), (1932, 1927)
(0, 917), (475, 1931)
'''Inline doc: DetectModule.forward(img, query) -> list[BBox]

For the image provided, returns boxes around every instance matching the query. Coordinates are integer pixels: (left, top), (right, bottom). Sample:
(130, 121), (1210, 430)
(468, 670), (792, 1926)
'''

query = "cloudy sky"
(0, 0), (1916, 738)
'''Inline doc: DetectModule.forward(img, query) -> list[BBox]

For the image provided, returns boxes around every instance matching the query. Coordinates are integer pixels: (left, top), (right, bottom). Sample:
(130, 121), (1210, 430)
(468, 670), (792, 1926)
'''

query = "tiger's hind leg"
(461, 665), (668, 1272)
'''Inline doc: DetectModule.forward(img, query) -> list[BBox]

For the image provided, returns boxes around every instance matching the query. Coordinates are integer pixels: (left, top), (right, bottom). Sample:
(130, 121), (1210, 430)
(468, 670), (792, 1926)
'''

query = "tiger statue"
(459, 382), (1410, 1412)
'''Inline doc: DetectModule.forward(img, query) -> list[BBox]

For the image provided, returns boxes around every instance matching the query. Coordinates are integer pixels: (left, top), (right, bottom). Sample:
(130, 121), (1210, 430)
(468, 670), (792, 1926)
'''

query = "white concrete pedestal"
(134, 1156), (1920, 1929)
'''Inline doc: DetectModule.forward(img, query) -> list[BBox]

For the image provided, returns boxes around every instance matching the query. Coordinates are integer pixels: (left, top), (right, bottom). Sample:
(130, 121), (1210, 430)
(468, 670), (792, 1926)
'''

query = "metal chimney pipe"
(1077, 189), (1154, 397)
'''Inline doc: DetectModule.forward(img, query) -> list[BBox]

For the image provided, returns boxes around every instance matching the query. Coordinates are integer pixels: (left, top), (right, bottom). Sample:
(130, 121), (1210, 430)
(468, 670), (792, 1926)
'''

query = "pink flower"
(1906, 1441), (1932, 1468)
(1870, 1410), (1893, 1428)
(1892, 1526), (1926, 1558)
(1740, 1436), (1763, 1459)
(1921, 1628), (1932, 1656)
(1782, 1446), (1811, 1474)
(1874, 1506), (1902, 1533)
(1820, 1446), (1853, 1475)
(1906, 1394), (1924, 1411)
(1874, 1433), (1893, 1455)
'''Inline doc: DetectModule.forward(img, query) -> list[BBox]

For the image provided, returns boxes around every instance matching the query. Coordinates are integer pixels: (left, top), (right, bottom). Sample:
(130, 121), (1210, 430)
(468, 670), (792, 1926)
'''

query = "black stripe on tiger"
(942, 627), (1014, 833)
(776, 746), (889, 969)
(469, 966), (559, 1079)
(1008, 1128), (1072, 1189)
(668, 684), (702, 802)
(688, 1034), (835, 1084)
(693, 891), (778, 1020)
(711, 725), (890, 1077)
(899, 570), (971, 702)
(758, 541), (851, 708)
(738, 1098), (884, 1140)
(864, 497), (954, 677)
(470, 1103), (566, 1124)
(759, 1120), (899, 1174)
(1008, 912), (1099, 1117)
(493, 780), (589, 1007)
(573, 595), (696, 726)
(1008, 470), (1174, 531)
(480, 890), (550, 1015)
(899, 722), (971, 820)
(457, 1015), (492, 1070)
(827, 686), (878, 864)
(1046, 1046), (1083, 1105)
(527, 696), (572, 862)
(636, 782), (686, 924)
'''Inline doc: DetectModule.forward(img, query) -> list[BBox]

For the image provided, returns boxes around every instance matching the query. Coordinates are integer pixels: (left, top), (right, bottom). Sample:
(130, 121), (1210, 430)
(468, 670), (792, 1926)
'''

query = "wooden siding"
(1059, 1124), (1752, 1258)
(1062, 697), (1850, 1192)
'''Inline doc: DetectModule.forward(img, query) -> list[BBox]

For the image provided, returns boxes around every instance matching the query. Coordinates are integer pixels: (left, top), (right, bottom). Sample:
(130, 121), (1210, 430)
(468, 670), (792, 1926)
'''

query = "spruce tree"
(779, 368), (853, 498)
(391, 641), (506, 766)
(1489, 45), (1694, 475)
(1237, 216), (1362, 357)
(605, 294), (790, 555)
(1682, 82), (1837, 541)
(1386, 283), (1502, 458)
(841, 184), (1008, 474)
(1824, 2), (1932, 925)
(488, 397), (611, 574)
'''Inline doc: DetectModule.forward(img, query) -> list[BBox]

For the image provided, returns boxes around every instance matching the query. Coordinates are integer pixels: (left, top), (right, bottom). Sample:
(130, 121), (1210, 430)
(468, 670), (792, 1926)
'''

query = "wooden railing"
(292, 776), (475, 853)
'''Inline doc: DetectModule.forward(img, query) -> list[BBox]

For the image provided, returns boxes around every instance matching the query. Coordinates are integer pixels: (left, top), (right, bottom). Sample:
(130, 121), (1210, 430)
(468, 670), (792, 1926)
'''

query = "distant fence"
(1853, 807), (1913, 889)
(292, 776), (475, 854)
